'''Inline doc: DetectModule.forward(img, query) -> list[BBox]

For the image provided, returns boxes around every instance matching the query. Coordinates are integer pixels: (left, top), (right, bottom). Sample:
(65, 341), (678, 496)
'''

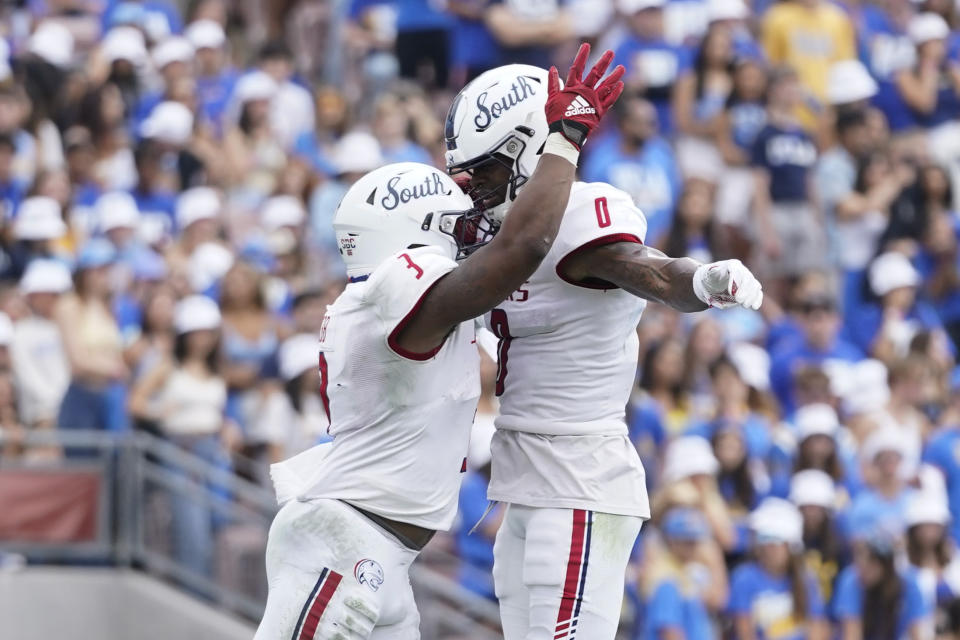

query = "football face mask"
(434, 206), (500, 260)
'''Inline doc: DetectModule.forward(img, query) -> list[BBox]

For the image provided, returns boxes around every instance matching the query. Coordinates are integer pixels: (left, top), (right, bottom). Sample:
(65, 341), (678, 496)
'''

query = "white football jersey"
(299, 246), (480, 531)
(485, 182), (651, 518)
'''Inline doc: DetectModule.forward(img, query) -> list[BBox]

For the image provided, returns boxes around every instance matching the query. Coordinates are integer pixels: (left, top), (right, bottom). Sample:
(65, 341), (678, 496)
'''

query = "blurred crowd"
(1, 0), (960, 637)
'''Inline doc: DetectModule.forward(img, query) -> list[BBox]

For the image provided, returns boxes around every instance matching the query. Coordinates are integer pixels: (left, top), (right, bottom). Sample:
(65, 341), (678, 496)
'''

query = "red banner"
(0, 470), (100, 542)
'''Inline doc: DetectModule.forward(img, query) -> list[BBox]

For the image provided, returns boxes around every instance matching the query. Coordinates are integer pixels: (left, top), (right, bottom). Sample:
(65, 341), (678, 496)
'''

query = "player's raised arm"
(394, 44), (624, 354)
(562, 242), (764, 312)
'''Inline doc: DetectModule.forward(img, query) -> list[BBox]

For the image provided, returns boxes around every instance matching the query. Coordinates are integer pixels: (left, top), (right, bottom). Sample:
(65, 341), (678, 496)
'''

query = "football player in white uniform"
(254, 45), (626, 640)
(445, 65), (764, 640)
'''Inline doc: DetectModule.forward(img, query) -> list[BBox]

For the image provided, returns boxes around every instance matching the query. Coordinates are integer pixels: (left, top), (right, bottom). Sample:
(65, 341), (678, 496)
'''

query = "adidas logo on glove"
(564, 96), (596, 117)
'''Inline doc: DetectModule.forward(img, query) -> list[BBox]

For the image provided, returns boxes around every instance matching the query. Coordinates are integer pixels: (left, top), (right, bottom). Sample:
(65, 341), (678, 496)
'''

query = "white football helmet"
(445, 64), (552, 221)
(333, 162), (495, 280)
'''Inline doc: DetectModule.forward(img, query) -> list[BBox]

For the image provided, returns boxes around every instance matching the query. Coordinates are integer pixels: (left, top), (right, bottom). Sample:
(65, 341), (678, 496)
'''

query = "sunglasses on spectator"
(799, 300), (835, 314)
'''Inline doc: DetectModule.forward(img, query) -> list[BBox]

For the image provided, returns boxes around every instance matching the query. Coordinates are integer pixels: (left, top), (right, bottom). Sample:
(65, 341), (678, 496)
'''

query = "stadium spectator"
(788, 403), (860, 499)
(672, 23), (736, 178)
(129, 295), (234, 576)
(0, 133), (26, 220)
(123, 283), (176, 390)
(656, 436), (737, 550)
(853, 252), (948, 361)
(483, 0), (571, 69)
(6, 195), (68, 279)
(185, 19), (237, 132)
(218, 261), (281, 439)
(640, 507), (727, 639)
(815, 110), (897, 274)
(664, 181), (724, 271)
(55, 239), (128, 439)
(714, 56), (767, 249)
(257, 41), (315, 152)
(769, 293), (862, 414)
(903, 493), (960, 634)
(447, 0), (501, 83)
(729, 498), (829, 640)
(750, 67), (824, 292)
(760, 0), (856, 124)
(789, 469), (847, 603)
(848, 427), (915, 539)
(614, 0), (692, 135)
(896, 13), (960, 207)
(834, 528), (932, 640)
(11, 260), (71, 432)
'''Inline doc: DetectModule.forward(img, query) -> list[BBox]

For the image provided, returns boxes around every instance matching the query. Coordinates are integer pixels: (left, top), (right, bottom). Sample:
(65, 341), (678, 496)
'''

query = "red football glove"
(545, 43), (625, 150)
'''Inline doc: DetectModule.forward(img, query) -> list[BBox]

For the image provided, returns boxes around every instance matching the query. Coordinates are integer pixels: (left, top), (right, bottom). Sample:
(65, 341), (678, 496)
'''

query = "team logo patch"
(354, 559), (384, 592)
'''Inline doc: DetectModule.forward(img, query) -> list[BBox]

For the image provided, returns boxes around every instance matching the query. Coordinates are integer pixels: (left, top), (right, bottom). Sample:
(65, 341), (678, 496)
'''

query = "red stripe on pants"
(555, 509), (587, 629)
(299, 571), (343, 640)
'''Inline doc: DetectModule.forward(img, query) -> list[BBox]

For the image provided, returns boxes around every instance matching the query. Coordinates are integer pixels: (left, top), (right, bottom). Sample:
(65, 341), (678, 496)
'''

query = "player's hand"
(693, 259), (763, 310)
(545, 43), (625, 150)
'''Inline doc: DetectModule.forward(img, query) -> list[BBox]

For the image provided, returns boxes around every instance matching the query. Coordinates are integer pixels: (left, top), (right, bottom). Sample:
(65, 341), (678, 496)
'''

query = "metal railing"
(1, 429), (504, 638)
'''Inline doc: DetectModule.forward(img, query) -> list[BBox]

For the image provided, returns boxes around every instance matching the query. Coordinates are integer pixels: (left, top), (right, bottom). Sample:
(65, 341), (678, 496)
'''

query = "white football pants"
(493, 504), (643, 640)
(255, 498), (420, 640)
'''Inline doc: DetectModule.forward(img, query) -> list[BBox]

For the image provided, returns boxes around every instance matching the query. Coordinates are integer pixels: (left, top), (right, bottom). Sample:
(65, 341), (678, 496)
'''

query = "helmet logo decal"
(381, 173), (452, 210)
(473, 76), (538, 132)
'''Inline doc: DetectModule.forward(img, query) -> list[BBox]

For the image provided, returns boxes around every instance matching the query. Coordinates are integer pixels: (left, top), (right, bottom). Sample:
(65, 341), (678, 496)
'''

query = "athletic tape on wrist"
(692, 263), (712, 306)
(542, 132), (581, 167)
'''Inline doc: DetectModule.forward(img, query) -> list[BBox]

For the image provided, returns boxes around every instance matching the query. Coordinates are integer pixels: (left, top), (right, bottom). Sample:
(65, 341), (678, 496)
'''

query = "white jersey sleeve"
(552, 182), (648, 287)
(359, 246), (458, 360)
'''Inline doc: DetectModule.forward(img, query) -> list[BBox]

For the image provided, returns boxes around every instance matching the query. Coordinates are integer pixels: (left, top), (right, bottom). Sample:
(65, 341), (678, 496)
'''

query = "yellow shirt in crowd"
(762, 0), (856, 121)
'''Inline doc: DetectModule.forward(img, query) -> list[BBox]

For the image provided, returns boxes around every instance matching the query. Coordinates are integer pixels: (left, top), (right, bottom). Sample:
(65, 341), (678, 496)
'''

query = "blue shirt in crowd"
(750, 123), (817, 203)
(728, 100), (768, 152)
(102, 0), (182, 35)
(196, 70), (239, 131)
(846, 488), (912, 541)
(451, 1), (500, 71)
(729, 562), (826, 640)
(643, 576), (713, 640)
(833, 565), (929, 638)
(688, 414), (772, 462)
(845, 300), (947, 356)
(858, 5), (918, 132)
(0, 177), (26, 221)
(580, 133), (681, 245)
(769, 335), (863, 414)
(352, 0), (454, 31)
(923, 426), (960, 544)
(915, 235), (960, 327)
(613, 37), (692, 134)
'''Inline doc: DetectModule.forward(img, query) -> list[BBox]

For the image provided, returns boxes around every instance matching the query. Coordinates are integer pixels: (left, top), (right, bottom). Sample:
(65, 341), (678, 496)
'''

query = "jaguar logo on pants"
(354, 559), (384, 592)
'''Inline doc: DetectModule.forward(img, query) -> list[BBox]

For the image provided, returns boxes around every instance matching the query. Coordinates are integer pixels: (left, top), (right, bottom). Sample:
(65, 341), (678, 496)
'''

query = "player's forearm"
(598, 250), (707, 312)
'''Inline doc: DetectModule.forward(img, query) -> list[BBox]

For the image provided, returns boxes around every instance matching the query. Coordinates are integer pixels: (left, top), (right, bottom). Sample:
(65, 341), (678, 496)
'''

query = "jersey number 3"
(489, 309), (512, 396)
